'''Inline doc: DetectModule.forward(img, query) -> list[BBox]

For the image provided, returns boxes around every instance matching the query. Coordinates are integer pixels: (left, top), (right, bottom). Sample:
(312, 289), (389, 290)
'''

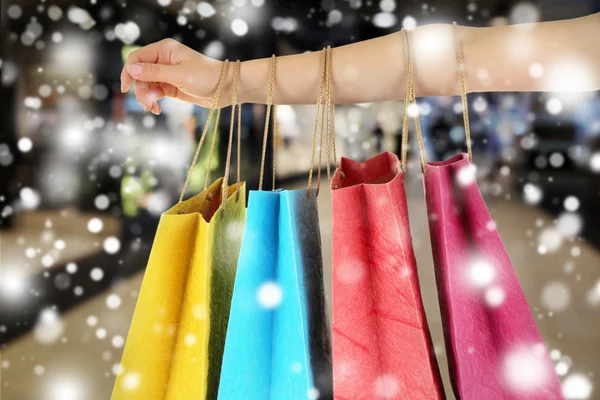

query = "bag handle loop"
(400, 33), (411, 173)
(258, 55), (278, 191)
(203, 109), (221, 190)
(179, 60), (230, 203)
(307, 48), (329, 199)
(220, 60), (242, 214)
(402, 23), (473, 176)
(272, 96), (278, 191)
(403, 28), (428, 176)
(324, 45), (338, 184)
(453, 21), (473, 162)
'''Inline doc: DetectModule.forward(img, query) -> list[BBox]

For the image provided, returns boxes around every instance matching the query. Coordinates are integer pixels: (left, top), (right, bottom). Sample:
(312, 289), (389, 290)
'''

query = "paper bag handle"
(220, 60), (242, 214)
(402, 28), (428, 176)
(258, 55), (278, 191)
(402, 23), (473, 176)
(179, 60), (230, 203)
(324, 46), (338, 185)
(453, 21), (473, 163)
(308, 46), (338, 197)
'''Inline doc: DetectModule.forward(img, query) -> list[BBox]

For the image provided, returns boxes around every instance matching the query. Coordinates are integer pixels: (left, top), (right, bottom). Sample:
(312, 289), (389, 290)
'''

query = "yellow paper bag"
(111, 179), (245, 399)
(112, 59), (247, 399)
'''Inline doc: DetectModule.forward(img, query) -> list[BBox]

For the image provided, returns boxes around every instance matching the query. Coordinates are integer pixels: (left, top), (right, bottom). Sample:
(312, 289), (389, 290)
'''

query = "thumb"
(127, 63), (183, 86)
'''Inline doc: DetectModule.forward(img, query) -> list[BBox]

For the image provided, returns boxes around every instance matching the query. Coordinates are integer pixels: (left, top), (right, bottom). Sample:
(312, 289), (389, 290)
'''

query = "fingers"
(121, 41), (163, 93)
(132, 81), (202, 115)
(134, 81), (166, 115)
(120, 38), (208, 113)
(121, 39), (182, 93)
(126, 62), (181, 86)
(159, 83), (200, 105)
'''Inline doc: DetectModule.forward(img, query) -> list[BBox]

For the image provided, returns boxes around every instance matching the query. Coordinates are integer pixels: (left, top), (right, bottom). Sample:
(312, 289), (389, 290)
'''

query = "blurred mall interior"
(1, 0), (600, 399)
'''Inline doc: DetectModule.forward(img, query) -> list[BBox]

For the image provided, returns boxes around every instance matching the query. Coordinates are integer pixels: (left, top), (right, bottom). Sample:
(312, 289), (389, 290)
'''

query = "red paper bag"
(331, 152), (444, 400)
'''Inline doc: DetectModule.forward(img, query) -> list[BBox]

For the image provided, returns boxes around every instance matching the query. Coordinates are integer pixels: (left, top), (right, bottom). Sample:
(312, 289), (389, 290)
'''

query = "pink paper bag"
(424, 153), (563, 399)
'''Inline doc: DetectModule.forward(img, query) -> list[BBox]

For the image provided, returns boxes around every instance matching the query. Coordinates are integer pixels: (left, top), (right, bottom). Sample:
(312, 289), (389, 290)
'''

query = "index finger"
(120, 41), (164, 93)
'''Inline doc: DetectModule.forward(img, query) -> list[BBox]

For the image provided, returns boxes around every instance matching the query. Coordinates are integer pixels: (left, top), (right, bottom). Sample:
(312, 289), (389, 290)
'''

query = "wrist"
(218, 60), (234, 108)
(237, 60), (250, 105)
(216, 59), (256, 107)
(238, 58), (268, 105)
(197, 58), (230, 108)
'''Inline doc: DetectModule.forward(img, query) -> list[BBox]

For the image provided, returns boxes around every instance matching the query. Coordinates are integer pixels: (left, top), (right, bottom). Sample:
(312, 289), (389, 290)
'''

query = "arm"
(122, 13), (600, 114)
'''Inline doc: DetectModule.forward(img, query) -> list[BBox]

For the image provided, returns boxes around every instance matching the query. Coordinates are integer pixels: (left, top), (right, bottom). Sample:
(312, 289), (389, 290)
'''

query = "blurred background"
(1, 0), (600, 399)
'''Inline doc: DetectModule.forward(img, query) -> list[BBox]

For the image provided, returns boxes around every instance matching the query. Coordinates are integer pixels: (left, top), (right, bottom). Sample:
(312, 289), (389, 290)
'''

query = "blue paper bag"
(217, 189), (333, 400)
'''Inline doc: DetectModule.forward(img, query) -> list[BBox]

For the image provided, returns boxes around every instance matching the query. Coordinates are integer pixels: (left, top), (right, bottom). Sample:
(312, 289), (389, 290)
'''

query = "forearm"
(233, 13), (600, 105)
(459, 12), (600, 95)
(236, 33), (407, 105)
(235, 34), (407, 105)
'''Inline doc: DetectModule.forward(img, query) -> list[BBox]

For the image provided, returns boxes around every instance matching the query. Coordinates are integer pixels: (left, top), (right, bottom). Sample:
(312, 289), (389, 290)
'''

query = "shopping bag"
(329, 38), (444, 398)
(330, 153), (445, 400)
(405, 27), (563, 399)
(218, 53), (333, 400)
(112, 60), (247, 400)
(218, 189), (331, 399)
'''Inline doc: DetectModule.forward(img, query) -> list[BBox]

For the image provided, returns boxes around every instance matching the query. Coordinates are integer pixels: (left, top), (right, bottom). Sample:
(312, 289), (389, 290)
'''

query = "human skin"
(120, 12), (600, 115)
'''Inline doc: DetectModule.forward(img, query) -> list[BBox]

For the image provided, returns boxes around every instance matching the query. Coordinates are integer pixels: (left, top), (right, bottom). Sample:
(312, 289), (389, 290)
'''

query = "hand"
(121, 38), (226, 115)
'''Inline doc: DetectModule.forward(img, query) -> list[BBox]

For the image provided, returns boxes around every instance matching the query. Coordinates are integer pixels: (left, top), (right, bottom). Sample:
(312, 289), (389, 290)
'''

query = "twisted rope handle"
(258, 55), (277, 191)
(203, 109), (221, 189)
(272, 101), (278, 191)
(400, 35), (411, 173)
(179, 60), (230, 203)
(453, 21), (473, 162)
(220, 60), (242, 214)
(403, 28), (428, 176)
(307, 48), (328, 198)
(324, 46), (337, 184)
